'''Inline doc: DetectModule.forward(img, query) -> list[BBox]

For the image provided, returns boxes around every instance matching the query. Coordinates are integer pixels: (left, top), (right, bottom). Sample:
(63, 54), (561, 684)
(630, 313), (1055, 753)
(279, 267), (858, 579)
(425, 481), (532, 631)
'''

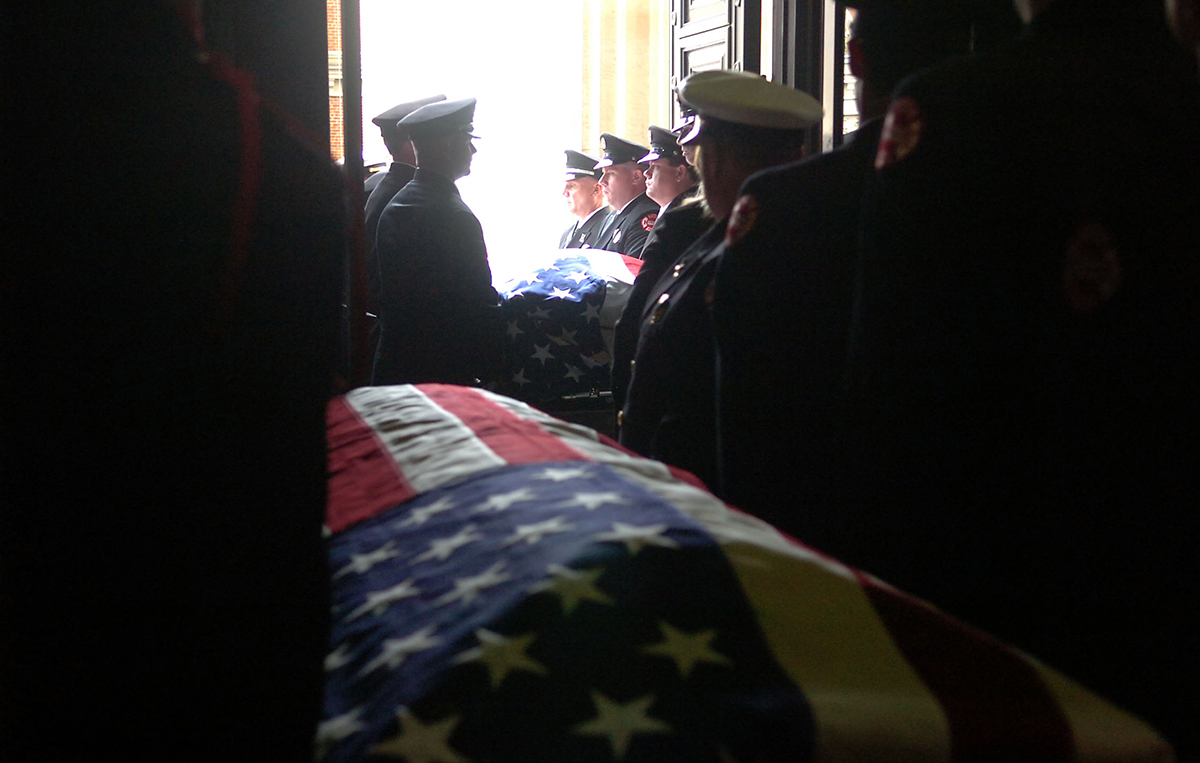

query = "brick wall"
(328, 0), (344, 161)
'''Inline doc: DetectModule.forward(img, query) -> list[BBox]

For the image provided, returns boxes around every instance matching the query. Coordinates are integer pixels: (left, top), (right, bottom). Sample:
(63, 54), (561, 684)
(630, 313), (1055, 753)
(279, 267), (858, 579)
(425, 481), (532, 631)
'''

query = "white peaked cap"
(677, 70), (822, 131)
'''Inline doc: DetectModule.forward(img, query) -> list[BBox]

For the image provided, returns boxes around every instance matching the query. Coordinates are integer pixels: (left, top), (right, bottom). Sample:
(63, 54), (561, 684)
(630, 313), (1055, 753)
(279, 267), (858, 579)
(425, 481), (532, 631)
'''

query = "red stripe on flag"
(620, 254), (643, 278)
(419, 385), (591, 465)
(858, 575), (1075, 761)
(325, 396), (418, 534)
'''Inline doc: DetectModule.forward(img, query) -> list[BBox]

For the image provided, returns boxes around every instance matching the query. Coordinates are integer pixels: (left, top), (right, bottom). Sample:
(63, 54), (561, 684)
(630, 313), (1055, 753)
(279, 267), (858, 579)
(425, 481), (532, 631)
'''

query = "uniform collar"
(615, 192), (648, 215)
(580, 205), (609, 224)
(412, 167), (461, 195)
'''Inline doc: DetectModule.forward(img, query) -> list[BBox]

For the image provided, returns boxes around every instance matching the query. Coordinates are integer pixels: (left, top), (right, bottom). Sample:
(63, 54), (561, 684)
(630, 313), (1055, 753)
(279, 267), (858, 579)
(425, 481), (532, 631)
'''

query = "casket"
(492, 251), (641, 413)
(321, 384), (1173, 762)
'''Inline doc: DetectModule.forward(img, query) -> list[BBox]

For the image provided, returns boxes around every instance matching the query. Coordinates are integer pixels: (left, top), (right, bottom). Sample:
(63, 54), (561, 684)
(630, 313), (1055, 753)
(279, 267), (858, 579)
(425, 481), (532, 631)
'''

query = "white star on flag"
(582, 302), (601, 322)
(511, 368), (531, 386)
(505, 319), (523, 338)
(413, 524), (484, 564)
(550, 286), (574, 299)
(531, 344), (554, 364)
(564, 364), (584, 382)
(324, 642), (353, 672)
(530, 564), (613, 614)
(573, 691), (672, 760)
(472, 487), (537, 513)
(316, 707), (365, 758)
(530, 306), (552, 320)
(501, 516), (576, 547)
(558, 491), (629, 511)
(334, 541), (400, 578)
(359, 625), (442, 675)
(396, 497), (456, 528)
(453, 628), (547, 688)
(435, 562), (511, 606)
(371, 708), (470, 763)
(640, 621), (732, 678)
(567, 270), (589, 283)
(347, 578), (421, 620)
(593, 523), (681, 555)
(582, 350), (611, 369)
(536, 466), (591, 482)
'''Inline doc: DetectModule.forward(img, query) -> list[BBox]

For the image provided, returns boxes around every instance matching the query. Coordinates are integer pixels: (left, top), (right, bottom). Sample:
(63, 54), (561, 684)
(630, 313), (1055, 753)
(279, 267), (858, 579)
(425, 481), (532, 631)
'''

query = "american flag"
(493, 254), (618, 403)
(321, 384), (1172, 762)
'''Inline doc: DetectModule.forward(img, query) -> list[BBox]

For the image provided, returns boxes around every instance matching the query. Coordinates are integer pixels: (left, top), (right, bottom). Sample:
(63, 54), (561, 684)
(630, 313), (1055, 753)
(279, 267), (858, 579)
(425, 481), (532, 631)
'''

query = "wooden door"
(669, 0), (761, 123)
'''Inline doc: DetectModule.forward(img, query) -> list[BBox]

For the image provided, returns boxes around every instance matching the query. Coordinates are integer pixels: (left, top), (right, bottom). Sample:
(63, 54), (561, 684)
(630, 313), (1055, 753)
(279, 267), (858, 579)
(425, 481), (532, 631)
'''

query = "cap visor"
(678, 119), (703, 145)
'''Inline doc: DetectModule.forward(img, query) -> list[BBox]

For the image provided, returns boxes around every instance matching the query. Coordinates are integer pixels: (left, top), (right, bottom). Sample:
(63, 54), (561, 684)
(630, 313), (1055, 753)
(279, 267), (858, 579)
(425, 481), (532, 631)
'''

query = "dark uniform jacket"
(619, 221), (728, 492)
(558, 205), (610, 249)
(612, 187), (710, 418)
(3, 6), (343, 758)
(595, 192), (659, 258)
(847, 0), (1200, 751)
(372, 168), (503, 385)
(712, 119), (883, 537)
(364, 162), (417, 299)
(363, 166), (387, 202)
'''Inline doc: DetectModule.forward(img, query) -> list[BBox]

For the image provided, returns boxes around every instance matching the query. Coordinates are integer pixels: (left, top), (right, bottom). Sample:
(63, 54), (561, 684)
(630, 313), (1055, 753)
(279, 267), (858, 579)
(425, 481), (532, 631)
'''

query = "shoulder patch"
(875, 96), (923, 170)
(724, 194), (760, 249)
(641, 212), (658, 232)
(1063, 221), (1122, 315)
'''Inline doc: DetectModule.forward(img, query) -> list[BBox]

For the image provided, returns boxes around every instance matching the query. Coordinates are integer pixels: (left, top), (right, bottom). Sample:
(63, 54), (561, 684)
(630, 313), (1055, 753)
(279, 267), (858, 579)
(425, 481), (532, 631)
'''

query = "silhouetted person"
(620, 71), (821, 491)
(848, 0), (1200, 752)
(364, 94), (447, 297)
(1, 2), (344, 758)
(712, 0), (970, 541)
(371, 97), (503, 385)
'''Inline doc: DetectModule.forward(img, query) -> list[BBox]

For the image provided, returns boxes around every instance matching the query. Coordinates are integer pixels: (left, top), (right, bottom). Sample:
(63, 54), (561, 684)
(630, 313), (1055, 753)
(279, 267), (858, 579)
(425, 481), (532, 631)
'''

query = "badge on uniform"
(641, 212), (658, 232)
(875, 96), (923, 170)
(724, 194), (760, 248)
(612, 228), (623, 244)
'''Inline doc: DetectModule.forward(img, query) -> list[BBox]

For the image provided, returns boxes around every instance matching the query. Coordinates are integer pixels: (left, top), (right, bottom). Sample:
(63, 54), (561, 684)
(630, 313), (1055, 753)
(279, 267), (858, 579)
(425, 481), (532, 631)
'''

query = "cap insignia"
(724, 194), (761, 248)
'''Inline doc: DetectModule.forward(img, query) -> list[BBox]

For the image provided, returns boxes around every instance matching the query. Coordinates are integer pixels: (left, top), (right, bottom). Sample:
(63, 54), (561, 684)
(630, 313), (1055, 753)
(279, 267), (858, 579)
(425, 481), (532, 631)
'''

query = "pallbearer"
(558, 149), (608, 249)
(373, 97), (504, 386)
(619, 71), (820, 492)
(593, 133), (659, 258)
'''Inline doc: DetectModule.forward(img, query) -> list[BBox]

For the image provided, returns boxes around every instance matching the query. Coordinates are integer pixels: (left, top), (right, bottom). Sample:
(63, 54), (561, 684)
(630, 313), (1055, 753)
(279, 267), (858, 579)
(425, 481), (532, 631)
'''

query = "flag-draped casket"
(492, 252), (641, 403)
(322, 384), (1173, 762)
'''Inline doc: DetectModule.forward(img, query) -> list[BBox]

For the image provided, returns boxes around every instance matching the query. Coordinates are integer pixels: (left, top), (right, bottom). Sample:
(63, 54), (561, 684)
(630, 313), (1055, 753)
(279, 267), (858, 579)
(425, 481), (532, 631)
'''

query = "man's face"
(563, 177), (602, 218)
(446, 133), (477, 179)
(599, 163), (645, 210)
